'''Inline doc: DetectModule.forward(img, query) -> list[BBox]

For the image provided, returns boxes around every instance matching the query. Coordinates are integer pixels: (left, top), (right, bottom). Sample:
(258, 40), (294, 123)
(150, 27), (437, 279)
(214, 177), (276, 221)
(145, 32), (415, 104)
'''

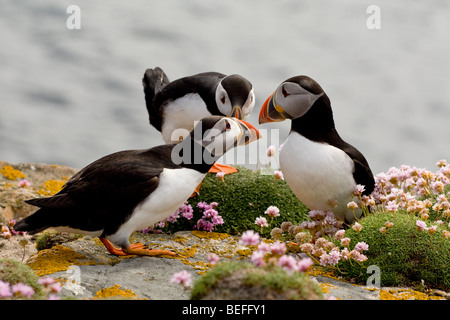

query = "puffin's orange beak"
(231, 105), (243, 119)
(235, 119), (261, 145)
(259, 92), (286, 124)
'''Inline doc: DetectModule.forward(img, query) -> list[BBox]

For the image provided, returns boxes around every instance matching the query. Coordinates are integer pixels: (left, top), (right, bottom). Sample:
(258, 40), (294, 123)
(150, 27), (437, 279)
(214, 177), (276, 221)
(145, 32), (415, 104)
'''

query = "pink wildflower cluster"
(142, 201), (223, 233)
(1, 220), (27, 239)
(0, 276), (61, 300)
(364, 162), (450, 218)
(240, 230), (314, 274)
(298, 210), (343, 239)
(170, 270), (192, 288)
(195, 201), (223, 232)
(299, 235), (369, 267)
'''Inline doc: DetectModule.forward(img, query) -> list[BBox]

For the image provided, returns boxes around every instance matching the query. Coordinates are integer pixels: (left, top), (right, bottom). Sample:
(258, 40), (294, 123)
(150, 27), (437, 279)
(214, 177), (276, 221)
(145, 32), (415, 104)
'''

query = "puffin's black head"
(259, 75), (330, 124)
(172, 116), (261, 168)
(215, 75), (255, 119)
(193, 116), (260, 156)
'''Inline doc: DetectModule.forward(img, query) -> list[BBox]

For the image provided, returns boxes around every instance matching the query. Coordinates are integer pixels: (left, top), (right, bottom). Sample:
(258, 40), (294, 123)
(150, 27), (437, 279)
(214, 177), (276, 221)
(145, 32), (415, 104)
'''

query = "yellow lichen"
(27, 245), (98, 276)
(1, 165), (26, 180)
(192, 230), (230, 240)
(36, 179), (67, 196)
(319, 282), (339, 294)
(379, 288), (444, 300)
(94, 284), (139, 299)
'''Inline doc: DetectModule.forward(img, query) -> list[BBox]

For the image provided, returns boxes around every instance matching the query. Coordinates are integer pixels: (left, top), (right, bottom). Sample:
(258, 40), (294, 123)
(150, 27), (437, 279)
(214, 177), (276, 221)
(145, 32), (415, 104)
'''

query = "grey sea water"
(1, 1), (449, 175)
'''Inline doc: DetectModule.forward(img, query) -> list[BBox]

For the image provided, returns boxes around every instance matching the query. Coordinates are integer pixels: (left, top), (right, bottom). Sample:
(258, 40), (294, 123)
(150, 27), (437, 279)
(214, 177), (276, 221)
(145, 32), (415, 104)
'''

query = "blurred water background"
(1, 0), (449, 175)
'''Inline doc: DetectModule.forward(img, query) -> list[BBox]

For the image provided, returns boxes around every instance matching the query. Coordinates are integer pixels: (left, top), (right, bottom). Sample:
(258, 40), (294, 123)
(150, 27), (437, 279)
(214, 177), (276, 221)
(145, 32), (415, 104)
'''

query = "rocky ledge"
(0, 161), (447, 300)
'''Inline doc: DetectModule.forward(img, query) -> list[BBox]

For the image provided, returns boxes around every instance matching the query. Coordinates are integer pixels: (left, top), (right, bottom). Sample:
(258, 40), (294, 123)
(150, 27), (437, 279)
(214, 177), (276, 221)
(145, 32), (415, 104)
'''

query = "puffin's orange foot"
(99, 237), (176, 257)
(209, 163), (238, 174)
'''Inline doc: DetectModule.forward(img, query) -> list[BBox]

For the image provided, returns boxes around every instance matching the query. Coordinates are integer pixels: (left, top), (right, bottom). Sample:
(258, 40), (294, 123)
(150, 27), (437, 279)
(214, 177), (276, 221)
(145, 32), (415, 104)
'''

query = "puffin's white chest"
(161, 93), (212, 143)
(280, 132), (357, 221)
(108, 168), (205, 245)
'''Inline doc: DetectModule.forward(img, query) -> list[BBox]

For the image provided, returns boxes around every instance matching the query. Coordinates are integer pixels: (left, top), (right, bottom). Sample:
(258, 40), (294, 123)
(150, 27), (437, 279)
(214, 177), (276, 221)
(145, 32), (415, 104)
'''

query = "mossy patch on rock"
(191, 261), (323, 300)
(0, 258), (44, 299)
(336, 212), (450, 291)
(175, 166), (308, 236)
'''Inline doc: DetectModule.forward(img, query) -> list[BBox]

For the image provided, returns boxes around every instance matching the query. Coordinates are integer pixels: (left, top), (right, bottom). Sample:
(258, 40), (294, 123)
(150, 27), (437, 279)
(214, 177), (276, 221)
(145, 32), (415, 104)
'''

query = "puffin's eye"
(221, 96), (226, 104)
(225, 122), (231, 130)
(282, 87), (289, 97)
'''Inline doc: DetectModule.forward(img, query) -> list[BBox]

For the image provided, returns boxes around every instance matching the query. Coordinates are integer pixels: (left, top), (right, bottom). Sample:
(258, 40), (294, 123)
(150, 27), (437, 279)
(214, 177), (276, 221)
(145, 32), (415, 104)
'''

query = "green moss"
(35, 231), (82, 251)
(174, 166), (307, 236)
(191, 261), (323, 300)
(336, 212), (450, 291)
(0, 258), (44, 299)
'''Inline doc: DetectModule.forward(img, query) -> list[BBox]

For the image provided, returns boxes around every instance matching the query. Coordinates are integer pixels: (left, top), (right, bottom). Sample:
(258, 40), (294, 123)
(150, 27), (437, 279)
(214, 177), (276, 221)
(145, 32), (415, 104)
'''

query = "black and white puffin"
(143, 67), (255, 174)
(259, 76), (374, 223)
(14, 116), (260, 256)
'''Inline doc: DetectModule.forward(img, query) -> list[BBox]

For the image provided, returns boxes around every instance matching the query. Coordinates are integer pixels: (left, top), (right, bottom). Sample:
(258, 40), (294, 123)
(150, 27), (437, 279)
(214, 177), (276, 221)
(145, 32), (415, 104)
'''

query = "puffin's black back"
(143, 69), (226, 131)
(14, 145), (180, 236)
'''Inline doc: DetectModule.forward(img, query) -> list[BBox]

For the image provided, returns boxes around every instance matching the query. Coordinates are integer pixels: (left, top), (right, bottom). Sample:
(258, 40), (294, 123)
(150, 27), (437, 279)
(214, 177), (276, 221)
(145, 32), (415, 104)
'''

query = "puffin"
(142, 67), (255, 174)
(259, 75), (374, 223)
(14, 116), (260, 256)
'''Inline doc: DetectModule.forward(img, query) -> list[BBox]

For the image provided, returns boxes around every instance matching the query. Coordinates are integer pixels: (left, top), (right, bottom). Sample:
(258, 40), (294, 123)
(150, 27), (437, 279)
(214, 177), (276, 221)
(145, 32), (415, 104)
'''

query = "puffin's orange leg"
(99, 237), (176, 257)
(208, 162), (239, 174)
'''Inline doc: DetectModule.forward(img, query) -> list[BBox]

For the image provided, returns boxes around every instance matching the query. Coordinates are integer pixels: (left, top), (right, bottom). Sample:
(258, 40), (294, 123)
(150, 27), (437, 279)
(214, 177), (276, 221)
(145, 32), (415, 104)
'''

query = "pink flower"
(278, 255), (298, 273)
(386, 201), (398, 212)
(265, 206), (280, 218)
(353, 184), (365, 196)
(11, 282), (35, 298)
(49, 283), (61, 293)
(197, 219), (214, 232)
(170, 270), (192, 287)
(427, 225), (437, 235)
(416, 220), (427, 231)
(274, 170), (284, 180)
(347, 201), (358, 210)
(329, 249), (341, 264)
(202, 208), (218, 219)
(266, 145), (276, 157)
(300, 243), (314, 254)
(0, 281), (12, 298)
(212, 215), (224, 225)
(297, 257), (314, 272)
(18, 179), (31, 188)
(240, 230), (260, 246)
(208, 253), (220, 265)
(38, 277), (55, 286)
(270, 241), (287, 255)
(251, 251), (266, 266)
(255, 216), (269, 228)
(340, 237), (351, 247)
(257, 242), (271, 254)
(334, 230), (345, 240)
(352, 222), (363, 233)
(354, 241), (369, 252)
(216, 172), (225, 182)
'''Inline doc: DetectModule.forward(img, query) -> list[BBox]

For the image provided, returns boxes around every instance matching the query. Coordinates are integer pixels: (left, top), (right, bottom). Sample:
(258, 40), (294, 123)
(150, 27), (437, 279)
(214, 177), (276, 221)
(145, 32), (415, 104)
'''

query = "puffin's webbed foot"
(99, 237), (176, 257)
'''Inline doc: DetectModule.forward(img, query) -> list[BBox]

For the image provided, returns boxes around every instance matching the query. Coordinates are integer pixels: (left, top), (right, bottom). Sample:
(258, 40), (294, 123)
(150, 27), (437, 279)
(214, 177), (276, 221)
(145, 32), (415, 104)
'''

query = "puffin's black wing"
(333, 140), (375, 196)
(143, 67), (171, 130)
(18, 145), (179, 234)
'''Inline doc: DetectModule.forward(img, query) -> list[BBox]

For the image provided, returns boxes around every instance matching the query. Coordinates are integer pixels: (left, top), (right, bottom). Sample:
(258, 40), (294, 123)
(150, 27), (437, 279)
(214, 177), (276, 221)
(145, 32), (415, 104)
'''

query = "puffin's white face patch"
(241, 88), (255, 119)
(215, 82), (232, 116)
(202, 118), (241, 157)
(274, 83), (323, 119)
